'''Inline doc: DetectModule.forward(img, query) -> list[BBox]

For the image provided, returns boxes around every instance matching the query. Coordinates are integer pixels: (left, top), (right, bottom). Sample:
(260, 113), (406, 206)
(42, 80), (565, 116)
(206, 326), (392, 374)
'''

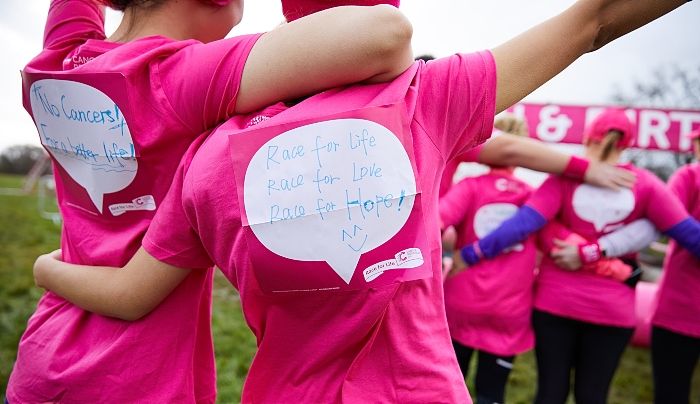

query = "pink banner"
(507, 103), (700, 152)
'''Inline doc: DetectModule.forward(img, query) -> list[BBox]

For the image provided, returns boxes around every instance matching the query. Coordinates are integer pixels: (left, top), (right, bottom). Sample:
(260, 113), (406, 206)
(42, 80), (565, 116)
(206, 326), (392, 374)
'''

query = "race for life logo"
(27, 77), (136, 214)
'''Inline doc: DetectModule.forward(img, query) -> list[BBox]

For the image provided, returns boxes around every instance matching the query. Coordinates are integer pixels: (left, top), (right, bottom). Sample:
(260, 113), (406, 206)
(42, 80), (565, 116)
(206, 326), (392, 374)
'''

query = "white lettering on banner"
(536, 105), (572, 142)
(109, 195), (156, 216)
(638, 110), (672, 150)
(363, 248), (424, 282)
(670, 111), (700, 151)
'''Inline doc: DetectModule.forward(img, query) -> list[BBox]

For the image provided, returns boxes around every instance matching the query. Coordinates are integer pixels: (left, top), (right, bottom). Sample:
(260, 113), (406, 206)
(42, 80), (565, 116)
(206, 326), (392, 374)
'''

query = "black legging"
(452, 339), (515, 404)
(532, 309), (634, 404)
(651, 325), (700, 404)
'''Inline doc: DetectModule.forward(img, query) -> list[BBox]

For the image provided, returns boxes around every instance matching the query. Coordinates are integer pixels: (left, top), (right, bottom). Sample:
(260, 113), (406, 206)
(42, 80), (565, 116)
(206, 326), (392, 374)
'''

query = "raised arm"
(477, 134), (636, 190)
(235, 5), (413, 113)
(491, 0), (687, 113)
(34, 248), (191, 321)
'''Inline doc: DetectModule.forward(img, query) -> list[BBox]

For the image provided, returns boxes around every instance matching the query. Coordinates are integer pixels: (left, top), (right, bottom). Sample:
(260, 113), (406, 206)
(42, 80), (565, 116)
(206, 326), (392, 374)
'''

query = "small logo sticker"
(109, 195), (156, 216)
(363, 248), (424, 282)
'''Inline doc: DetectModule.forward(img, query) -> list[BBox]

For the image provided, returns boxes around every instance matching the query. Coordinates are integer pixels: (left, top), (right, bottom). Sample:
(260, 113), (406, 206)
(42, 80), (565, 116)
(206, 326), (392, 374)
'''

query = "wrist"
(461, 242), (482, 266)
(563, 155), (589, 181)
(578, 241), (603, 264)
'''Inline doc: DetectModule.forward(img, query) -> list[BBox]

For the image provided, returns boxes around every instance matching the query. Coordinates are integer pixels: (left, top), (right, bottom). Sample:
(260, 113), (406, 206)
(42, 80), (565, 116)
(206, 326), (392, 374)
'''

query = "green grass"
(1, 172), (699, 403)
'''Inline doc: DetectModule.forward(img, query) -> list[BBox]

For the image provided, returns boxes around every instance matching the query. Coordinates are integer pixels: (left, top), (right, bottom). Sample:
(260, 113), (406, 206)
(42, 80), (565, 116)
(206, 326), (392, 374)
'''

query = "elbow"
(371, 5), (413, 69)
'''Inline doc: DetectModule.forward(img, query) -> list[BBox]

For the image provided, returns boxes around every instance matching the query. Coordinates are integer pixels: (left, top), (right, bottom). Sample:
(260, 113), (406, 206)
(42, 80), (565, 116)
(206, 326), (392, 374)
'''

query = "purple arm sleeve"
(663, 217), (700, 258)
(461, 205), (547, 265)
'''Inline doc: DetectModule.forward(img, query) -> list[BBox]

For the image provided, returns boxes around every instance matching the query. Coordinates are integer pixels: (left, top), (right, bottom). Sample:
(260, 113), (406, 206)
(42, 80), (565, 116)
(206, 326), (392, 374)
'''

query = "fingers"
(552, 238), (568, 248)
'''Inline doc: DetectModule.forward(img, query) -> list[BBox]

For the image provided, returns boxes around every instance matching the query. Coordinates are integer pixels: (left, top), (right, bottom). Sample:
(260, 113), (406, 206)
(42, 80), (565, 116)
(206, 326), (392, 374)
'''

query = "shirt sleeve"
(439, 178), (475, 228)
(157, 33), (263, 136)
(143, 133), (214, 269)
(44, 0), (105, 50)
(413, 51), (497, 163)
(667, 164), (693, 210)
(639, 169), (689, 231)
(524, 175), (565, 221)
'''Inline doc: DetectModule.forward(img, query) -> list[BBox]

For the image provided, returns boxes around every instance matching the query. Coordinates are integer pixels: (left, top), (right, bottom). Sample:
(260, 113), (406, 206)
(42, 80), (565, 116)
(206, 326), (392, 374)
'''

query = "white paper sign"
(29, 79), (136, 213)
(243, 118), (417, 283)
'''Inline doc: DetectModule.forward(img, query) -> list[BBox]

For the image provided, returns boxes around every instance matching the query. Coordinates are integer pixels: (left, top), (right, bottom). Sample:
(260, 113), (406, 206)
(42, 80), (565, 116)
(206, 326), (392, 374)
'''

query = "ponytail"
(599, 130), (623, 161)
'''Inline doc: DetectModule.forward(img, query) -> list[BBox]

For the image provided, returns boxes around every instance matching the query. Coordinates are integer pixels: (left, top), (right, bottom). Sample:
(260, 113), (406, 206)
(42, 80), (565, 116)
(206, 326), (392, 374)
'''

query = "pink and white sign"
(508, 103), (700, 152)
(22, 72), (152, 215)
(229, 104), (432, 294)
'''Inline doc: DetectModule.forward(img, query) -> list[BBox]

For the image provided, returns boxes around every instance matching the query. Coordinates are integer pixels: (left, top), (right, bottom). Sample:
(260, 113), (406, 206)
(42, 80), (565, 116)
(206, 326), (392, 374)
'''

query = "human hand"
(584, 160), (636, 191)
(550, 239), (582, 270)
(33, 249), (63, 289)
(449, 249), (469, 278)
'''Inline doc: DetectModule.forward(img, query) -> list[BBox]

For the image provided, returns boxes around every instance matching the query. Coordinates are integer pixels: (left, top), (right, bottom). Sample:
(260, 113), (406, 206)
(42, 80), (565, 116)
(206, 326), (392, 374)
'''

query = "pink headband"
(282, 0), (400, 21)
(583, 109), (635, 148)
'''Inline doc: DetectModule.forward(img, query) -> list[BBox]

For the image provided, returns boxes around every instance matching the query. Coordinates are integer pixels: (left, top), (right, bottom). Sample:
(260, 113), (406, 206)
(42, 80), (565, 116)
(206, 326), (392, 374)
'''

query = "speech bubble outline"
(572, 184), (635, 232)
(29, 79), (136, 213)
(474, 202), (524, 252)
(243, 118), (417, 284)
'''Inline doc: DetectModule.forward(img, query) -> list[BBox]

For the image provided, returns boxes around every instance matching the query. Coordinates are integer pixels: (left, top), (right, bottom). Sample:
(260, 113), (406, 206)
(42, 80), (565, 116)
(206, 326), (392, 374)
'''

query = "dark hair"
(599, 130), (623, 161)
(414, 54), (435, 63)
(96, 0), (165, 11)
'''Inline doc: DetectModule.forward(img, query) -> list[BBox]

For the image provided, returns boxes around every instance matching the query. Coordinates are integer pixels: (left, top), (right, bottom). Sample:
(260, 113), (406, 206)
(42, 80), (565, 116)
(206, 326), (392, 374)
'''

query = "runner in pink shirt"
(651, 127), (700, 404)
(8, 1), (415, 402)
(455, 109), (700, 403)
(440, 120), (537, 404)
(32, 1), (694, 402)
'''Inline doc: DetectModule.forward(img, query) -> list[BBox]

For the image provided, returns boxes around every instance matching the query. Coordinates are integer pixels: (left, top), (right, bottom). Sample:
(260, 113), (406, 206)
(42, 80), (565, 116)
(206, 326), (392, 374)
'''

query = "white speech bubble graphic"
(29, 79), (136, 213)
(474, 202), (523, 252)
(572, 184), (635, 232)
(243, 118), (417, 283)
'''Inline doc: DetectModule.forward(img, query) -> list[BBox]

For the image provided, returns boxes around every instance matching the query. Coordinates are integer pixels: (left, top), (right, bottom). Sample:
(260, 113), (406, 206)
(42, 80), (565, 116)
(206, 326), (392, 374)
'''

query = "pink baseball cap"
(583, 108), (635, 148)
(282, 0), (400, 22)
(685, 128), (700, 140)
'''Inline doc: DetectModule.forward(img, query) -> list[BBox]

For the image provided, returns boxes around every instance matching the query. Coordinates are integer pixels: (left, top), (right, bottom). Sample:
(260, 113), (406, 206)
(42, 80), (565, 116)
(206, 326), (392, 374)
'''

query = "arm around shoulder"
(34, 247), (192, 321)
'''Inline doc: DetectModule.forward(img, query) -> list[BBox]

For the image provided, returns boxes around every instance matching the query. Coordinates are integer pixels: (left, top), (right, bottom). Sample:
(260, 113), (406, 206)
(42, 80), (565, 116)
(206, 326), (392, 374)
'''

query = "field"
(1, 172), (698, 403)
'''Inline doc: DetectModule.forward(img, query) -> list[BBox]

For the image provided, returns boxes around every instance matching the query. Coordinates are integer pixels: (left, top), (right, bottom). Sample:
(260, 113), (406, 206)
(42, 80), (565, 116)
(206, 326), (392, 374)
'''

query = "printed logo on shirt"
(363, 248), (424, 282)
(572, 184), (635, 232)
(109, 195), (156, 216)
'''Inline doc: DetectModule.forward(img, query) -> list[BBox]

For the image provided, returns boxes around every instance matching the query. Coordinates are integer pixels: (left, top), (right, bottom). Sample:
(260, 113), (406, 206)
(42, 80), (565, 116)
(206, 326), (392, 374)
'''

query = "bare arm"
(34, 248), (191, 321)
(478, 134), (636, 190)
(235, 5), (413, 113)
(491, 0), (687, 113)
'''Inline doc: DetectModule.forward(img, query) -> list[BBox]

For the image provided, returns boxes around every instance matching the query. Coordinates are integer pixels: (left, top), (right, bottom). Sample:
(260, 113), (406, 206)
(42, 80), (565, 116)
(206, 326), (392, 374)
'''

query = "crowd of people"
(6, 0), (699, 403)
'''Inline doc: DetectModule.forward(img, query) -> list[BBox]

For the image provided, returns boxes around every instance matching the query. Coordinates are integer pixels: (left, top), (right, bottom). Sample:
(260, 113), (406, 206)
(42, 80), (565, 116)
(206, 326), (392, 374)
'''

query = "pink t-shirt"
(528, 165), (689, 328)
(8, 1), (261, 403)
(144, 52), (496, 402)
(440, 169), (537, 356)
(652, 162), (700, 338)
(439, 143), (485, 197)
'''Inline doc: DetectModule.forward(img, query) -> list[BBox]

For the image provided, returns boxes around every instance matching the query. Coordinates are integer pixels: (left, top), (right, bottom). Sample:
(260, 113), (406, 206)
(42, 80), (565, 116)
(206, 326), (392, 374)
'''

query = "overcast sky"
(1, 0), (698, 152)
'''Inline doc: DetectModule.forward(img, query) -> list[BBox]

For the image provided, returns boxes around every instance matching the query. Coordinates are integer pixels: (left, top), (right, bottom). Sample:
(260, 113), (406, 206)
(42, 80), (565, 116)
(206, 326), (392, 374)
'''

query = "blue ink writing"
(342, 225), (368, 252)
(61, 96), (118, 125)
(349, 129), (376, 156)
(352, 162), (382, 182)
(270, 204), (306, 224)
(312, 135), (340, 168)
(315, 198), (337, 221)
(398, 189), (405, 211)
(32, 85), (60, 118)
(313, 168), (340, 194)
(267, 175), (304, 195)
